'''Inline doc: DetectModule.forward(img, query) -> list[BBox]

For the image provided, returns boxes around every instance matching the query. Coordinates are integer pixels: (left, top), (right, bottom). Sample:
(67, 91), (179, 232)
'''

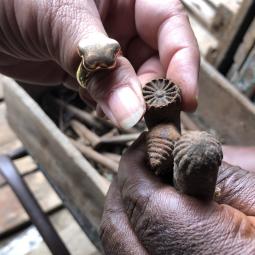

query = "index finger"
(135, 0), (200, 111)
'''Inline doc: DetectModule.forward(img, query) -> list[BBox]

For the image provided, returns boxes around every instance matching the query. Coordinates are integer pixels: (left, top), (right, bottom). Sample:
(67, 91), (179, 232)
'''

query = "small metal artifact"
(142, 78), (223, 200)
(173, 131), (223, 200)
(143, 78), (181, 177)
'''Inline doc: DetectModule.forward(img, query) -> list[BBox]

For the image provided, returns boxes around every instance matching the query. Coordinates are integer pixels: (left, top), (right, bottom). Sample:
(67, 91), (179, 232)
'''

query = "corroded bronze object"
(143, 78), (182, 177)
(142, 78), (223, 200)
(173, 131), (223, 200)
(147, 124), (180, 176)
(143, 78), (181, 130)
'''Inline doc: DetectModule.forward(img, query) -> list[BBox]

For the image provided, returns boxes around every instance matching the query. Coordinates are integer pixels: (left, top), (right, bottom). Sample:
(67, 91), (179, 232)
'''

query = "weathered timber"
(71, 139), (118, 174)
(2, 76), (110, 249)
(211, 0), (254, 67)
(189, 58), (255, 145)
(188, 14), (218, 58)
(0, 82), (3, 101)
(0, 103), (22, 155)
(207, 0), (242, 14)
(70, 120), (100, 146)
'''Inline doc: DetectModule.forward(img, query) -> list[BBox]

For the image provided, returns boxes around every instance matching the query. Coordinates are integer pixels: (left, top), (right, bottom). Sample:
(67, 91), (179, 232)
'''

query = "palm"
(100, 137), (255, 254)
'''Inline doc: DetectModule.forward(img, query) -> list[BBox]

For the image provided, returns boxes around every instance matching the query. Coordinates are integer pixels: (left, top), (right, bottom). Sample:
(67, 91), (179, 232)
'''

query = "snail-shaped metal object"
(143, 78), (223, 200)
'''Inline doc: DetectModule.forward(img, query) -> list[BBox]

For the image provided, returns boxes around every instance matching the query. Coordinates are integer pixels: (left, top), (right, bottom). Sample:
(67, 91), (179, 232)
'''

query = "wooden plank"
(0, 103), (22, 155)
(14, 156), (37, 175)
(183, 0), (233, 40)
(210, 0), (253, 66)
(0, 156), (37, 186)
(2, 75), (110, 246)
(0, 82), (3, 100)
(228, 18), (255, 83)
(233, 18), (255, 67)
(182, 0), (215, 29)
(210, 4), (233, 38)
(231, 46), (255, 97)
(189, 14), (218, 57)
(189, 58), (255, 145)
(0, 171), (62, 234)
(0, 209), (99, 255)
(207, 0), (242, 14)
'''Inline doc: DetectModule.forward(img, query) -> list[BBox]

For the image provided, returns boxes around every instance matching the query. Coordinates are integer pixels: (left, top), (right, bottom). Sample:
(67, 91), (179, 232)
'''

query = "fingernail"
(100, 87), (145, 129)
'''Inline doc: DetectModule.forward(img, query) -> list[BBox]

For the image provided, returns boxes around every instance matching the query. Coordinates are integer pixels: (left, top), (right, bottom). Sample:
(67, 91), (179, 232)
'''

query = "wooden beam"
(0, 82), (3, 101)
(189, 58), (255, 145)
(2, 76), (110, 245)
(182, 0), (215, 29)
(211, 0), (253, 67)
(228, 18), (255, 82)
(188, 14), (218, 58)
(0, 103), (22, 155)
(183, 0), (232, 40)
(207, 0), (242, 14)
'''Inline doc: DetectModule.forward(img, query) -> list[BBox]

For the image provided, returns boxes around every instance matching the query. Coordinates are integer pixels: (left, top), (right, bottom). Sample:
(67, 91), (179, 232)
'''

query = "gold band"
(76, 60), (93, 89)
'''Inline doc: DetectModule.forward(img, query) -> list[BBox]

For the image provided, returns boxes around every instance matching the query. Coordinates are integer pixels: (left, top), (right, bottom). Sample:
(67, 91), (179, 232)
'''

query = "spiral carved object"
(173, 131), (223, 200)
(147, 124), (180, 177)
(142, 78), (182, 177)
(143, 78), (181, 130)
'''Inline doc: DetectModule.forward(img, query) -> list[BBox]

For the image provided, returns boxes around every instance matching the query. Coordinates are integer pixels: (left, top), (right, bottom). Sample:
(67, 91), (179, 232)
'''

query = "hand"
(223, 146), (255, 172)
(100, 134), (255, 254)
(0, 0), (199, 128)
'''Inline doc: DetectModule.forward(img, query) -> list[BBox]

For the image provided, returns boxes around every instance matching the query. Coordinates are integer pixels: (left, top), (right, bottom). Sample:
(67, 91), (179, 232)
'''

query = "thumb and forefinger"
(100, 135), (255, 254)
(49, 0), (145, 129)
(117, 134), (255, 216)
(55, 0), (199, 128)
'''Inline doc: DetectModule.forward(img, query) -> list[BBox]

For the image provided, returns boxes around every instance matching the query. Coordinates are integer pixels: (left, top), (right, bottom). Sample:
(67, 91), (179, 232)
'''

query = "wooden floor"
(0, 83), (99, 254)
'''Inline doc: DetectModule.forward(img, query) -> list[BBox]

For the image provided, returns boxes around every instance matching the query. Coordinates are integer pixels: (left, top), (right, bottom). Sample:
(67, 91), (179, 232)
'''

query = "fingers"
(100, 179), (148, 255)
(117, 136), (255, 254)
(126, 37), (156, 71)
(42, 0), (145, 128)
(137, 56), (165, 85)
(119, 135), (255, 218)
(41, 0), (145, 128)
(216, 162), (255, 215)
(2, 0), (145, 128)
(0, 0), (105, 87)
(135, 0), (200, 111)
(39, 0), (106, 77)
(84, 56), (145, 129)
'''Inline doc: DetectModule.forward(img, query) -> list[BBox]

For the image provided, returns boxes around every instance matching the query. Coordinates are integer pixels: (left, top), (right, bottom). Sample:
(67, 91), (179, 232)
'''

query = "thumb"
(45, 0), (145, 129)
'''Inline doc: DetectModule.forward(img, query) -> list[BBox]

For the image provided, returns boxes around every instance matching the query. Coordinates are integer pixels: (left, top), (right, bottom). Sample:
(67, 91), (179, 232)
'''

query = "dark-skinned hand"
(0, 0), (199, 128)
(100, 134), (255, 255)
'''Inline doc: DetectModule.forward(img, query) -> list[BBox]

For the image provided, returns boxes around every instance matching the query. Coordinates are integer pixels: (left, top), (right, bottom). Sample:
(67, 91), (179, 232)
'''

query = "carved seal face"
(78, 34), (121, 71)
(143, 78), (181, 109)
